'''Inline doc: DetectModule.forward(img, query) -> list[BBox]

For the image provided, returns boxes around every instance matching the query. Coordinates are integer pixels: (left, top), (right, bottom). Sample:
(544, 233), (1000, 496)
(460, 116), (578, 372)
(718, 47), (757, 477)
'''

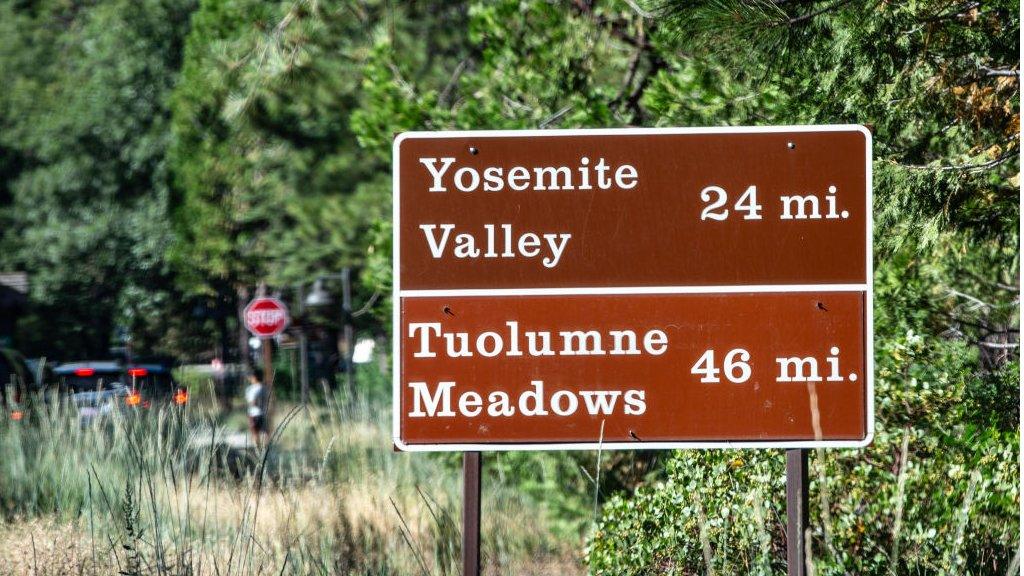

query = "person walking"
(244, 371), (270, 448)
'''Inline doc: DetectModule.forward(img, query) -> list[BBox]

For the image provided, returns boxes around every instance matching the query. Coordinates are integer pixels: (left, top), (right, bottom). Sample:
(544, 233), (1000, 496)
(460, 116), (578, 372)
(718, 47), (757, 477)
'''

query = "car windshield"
(65, 375), (122, 393)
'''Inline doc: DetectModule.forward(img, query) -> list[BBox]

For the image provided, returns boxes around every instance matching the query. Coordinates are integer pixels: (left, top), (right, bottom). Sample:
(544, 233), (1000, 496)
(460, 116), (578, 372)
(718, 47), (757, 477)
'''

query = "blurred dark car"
(53, 361), (130, 425)
(54, 360), (188, 425)
(0, 347), (33, 421)
(123, 362), (189, 408)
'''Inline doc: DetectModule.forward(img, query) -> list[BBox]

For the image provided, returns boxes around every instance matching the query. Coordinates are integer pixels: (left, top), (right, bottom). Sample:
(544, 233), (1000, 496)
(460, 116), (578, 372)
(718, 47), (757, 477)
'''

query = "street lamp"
(304, 268), (356, 399)
(304, 279), (333, 307)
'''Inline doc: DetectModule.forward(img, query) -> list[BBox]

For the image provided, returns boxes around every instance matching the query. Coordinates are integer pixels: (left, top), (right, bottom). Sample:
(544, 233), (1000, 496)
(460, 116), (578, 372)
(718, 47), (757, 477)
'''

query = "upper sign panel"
(395, 126), (870, 291)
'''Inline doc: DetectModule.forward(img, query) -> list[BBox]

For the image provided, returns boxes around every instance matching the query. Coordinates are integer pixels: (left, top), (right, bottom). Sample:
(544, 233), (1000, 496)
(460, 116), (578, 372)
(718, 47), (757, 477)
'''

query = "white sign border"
(392, 124), (874, 452)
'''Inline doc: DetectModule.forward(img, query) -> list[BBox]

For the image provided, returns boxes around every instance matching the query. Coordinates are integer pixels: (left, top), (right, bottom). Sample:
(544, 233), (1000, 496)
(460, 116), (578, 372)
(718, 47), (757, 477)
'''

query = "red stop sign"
(244, 297), (290, 338)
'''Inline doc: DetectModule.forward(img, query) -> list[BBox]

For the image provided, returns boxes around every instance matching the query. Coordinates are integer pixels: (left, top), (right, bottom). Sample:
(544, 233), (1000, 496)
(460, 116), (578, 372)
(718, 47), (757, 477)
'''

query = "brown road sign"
(392, 126), (873, 451)
(400, 292), (866, 445)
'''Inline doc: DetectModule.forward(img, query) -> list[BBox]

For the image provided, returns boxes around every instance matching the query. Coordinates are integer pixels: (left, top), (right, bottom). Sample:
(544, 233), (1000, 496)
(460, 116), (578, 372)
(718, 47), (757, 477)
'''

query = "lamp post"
(341, 268), (354, 397)
(305, 268), (356, 399)
(295, 284), (310, 405)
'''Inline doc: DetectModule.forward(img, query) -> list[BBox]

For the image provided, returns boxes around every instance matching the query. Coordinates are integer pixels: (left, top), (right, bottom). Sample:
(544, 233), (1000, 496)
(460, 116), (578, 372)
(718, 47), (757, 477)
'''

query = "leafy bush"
(587, 250), (1019, 575)
(585, 1), (1018, 573)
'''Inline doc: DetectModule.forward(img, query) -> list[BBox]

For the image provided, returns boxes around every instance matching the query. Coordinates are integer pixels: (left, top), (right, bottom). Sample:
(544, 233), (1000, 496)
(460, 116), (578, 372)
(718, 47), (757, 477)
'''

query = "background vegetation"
(0, 372), (589, 575)
(0, 0), (1019, 574)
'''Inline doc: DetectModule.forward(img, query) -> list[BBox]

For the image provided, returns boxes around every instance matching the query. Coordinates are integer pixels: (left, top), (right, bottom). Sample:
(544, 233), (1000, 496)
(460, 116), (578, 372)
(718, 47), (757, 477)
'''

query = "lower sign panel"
(396, 292), (869, 449)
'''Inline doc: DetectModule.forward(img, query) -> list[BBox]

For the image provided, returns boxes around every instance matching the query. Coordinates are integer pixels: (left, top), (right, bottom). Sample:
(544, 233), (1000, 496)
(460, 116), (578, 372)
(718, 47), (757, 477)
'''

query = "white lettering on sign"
(419, 224), (571, 268)
(407, 321), (669, 359)
(416, 164), (857, 271)
(775, 346), (857, 382)
(700, 184), (850, 222)
(407, 379), (647, 418)
(246, 309), (286, 327)
(418, 157), (639, 193)
(414, 156), (641, 269)
(405, 320), (858, 420)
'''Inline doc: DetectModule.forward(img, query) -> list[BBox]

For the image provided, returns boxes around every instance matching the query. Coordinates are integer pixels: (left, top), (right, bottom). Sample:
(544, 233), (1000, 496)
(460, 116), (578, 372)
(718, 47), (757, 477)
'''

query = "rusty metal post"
(462, 452), (482, 576)
(296, 284), (309, 405)
(262, 337), (274, 420)
(341, 267), (355, 399)
(787, 448), (809, 576)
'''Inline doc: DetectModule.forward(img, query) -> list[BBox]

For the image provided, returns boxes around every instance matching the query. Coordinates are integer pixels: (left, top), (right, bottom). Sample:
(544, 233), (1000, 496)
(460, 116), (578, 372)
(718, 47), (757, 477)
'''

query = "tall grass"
(0, 379), (583, 575)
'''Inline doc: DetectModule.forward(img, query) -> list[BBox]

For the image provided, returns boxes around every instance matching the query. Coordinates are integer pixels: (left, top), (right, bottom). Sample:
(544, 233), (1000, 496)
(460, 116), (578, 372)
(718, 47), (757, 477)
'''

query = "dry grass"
(0, 479), (582, 576)
(0, 518), (99, 575)
(0, 382), (586, 576)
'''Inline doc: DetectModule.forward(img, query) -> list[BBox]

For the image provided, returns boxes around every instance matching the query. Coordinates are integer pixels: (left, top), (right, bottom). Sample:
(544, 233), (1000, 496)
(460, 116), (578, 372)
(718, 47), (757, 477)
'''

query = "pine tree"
(0, 0), (199, 357)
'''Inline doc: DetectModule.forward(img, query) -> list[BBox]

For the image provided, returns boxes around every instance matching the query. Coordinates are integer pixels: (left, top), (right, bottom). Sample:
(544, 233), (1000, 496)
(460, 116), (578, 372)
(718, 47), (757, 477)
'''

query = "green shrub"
(587, 249), (1020, 575)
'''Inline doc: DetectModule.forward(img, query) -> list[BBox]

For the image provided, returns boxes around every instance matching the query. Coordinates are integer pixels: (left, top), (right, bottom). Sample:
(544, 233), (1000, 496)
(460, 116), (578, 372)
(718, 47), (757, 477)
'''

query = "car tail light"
(173, 388), (189, 406)
(125, 391), (142, 407)
(128, 368), (148, 377)
(74, 368), (95, 377)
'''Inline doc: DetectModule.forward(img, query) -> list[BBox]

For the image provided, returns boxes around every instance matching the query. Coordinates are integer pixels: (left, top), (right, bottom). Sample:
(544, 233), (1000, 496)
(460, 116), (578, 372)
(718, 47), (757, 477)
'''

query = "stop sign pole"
(243, 297), (290, 419)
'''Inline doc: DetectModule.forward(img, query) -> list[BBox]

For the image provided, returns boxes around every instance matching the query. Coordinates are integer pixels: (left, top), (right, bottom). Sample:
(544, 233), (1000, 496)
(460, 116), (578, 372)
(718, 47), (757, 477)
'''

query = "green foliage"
(589, 450), (786, 575)
(167, 0), (471, 339)
(0, 0), (1017, 571)
(0, 0), (198, 357)
(590, 428), (1017, 575)
(656, 0), (1019, 246)
(585, 2), (1018, 574)
(589, 254), (1019, 574)
(588, 196), (1019, 574)
(352, 0), (630, 145)
(349, 0), (638, 301)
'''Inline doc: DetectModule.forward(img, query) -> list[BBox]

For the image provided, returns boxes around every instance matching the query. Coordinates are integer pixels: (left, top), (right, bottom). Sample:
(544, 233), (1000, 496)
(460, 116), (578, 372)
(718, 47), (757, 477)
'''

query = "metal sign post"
(787, 448), (810, 576)
(261, 338), (275, 421)
(462, 452), (482, 576)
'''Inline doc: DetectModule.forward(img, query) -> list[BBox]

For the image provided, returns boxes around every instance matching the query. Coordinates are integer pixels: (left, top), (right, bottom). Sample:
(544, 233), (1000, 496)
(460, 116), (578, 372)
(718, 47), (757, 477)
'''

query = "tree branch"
(976, 341), (1019, 349)
(570, 0), (646, 48)
(612, 26), (647, 107)
(775, 0), (858, 27)
(946, 288), (995, 309)
(980, 66), (1020, 78)
(902, 146), (1019, 173)
(351, 292), (380, 318)
(539, 106), (572, 128)
(622, 54), (666, 123)
(623, 0), (654, 19)
(438, 59), (468, 108)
